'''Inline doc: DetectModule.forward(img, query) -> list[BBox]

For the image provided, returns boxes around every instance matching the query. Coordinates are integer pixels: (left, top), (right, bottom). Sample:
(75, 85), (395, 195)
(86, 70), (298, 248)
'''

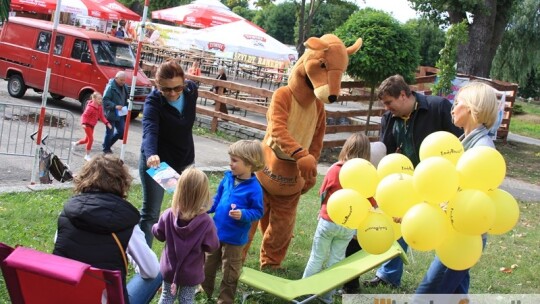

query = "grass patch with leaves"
(495, 141), (540, 185)
(1, 173), (539, 303)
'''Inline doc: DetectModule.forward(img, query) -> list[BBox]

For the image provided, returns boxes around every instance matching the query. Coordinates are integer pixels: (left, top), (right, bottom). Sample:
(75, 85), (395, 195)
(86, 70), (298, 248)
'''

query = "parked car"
(0, 17), (152, 118)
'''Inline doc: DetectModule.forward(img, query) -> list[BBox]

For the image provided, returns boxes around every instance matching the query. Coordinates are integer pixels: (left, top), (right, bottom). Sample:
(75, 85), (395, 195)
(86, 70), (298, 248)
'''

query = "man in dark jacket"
(102, 71), (129, 153)
(364, 74), (463, 288)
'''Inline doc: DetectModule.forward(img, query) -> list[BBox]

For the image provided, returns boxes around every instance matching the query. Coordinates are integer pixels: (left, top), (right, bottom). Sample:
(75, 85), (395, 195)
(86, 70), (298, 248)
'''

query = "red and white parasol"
(94, 0), (141, 21)
(151, 4), (244, 29)
(10, 0), (122, 20)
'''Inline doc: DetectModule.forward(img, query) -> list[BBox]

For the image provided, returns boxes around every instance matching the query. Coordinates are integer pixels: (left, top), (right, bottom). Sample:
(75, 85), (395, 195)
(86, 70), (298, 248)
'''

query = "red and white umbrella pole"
(30, 0), (62, 184)
(120, 0), (149, 161)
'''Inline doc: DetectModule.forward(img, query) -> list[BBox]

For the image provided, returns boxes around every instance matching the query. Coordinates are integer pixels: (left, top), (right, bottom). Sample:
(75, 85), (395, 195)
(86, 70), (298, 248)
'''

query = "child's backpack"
(49, 154), (73, 183)
(39, 148), (73, 183)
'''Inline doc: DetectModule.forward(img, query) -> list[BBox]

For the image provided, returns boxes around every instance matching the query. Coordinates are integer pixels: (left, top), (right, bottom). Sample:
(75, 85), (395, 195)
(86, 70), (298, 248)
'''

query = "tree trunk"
(456, 0), (515, 77)
(365, 86), (376, 134)
(296, 0), (307, 56)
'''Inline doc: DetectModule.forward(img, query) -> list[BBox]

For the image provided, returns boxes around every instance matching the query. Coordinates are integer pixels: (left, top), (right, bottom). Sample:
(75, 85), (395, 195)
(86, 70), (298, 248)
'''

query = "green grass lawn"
(1, 172), (539, 303)
(510, 101), (540, 140)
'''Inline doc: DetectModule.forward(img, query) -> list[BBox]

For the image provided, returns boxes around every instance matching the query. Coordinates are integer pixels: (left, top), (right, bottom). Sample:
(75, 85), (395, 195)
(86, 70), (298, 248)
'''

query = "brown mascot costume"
(246, 34), (363, 269)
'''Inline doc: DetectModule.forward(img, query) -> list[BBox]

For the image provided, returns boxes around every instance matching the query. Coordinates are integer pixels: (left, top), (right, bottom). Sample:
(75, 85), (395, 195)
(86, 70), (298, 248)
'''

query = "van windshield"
(91, 40), (135, 69)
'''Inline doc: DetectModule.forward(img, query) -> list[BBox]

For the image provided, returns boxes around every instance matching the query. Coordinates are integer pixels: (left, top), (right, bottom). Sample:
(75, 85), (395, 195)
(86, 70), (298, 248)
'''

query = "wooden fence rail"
(150, 70), (517, 151)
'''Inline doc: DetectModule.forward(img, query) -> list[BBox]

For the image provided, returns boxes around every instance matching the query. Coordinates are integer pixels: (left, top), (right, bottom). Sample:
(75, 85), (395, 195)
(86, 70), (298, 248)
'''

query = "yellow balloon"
(327, 189), (371, 229)
(357, 211), (394, 254)
(401, 202), (449, 251)
(488, 189), (520, 235)
(456, 146), (506, 191)
(413, 156), (459, 204)
(339, 158), (379, 198)
(377, 153), (414, 179)
(436, 228), (483, 271)
(419, 131), (464, 165)
(375, 173), (420, 218)
(447, 189), (495, 235)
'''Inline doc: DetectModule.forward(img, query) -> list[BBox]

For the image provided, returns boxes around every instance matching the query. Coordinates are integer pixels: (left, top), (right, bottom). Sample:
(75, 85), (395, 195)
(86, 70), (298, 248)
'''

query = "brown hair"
(338, 132), (371, 162)
(228, 140), (265, 172)
(377, 74), (411, 100)
(73, 154), (132, 198)
(155, 59), (184, 83)
(171, 166), (211, 220)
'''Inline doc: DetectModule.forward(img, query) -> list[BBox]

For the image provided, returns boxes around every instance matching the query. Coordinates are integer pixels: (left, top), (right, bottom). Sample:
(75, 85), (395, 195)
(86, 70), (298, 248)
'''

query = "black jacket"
(141, 80), (198, 173)
(53, 192), (140, 301)
(379, 92), (463, 165)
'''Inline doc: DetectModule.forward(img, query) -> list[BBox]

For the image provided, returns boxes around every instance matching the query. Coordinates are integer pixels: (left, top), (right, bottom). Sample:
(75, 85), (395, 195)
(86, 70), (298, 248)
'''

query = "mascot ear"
(347, 38), (363, 55)
(304, 37), (329, 51)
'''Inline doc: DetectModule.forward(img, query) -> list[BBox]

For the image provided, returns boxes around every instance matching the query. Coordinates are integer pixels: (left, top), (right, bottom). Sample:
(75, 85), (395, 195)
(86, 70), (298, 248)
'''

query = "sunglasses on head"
(159, 84), (184, 93)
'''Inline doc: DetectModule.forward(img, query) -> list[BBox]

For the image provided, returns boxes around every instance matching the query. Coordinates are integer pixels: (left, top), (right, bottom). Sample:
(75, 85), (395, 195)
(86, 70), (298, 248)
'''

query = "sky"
(361, 0), (419, 23)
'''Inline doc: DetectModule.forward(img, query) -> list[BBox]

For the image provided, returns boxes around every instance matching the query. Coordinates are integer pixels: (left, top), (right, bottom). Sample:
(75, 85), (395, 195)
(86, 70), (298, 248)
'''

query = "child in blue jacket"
(202, 140), (265, 303)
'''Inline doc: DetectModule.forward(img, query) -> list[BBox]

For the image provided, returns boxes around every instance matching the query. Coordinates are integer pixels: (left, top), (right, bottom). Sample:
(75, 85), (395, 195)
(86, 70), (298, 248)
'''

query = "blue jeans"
(127, 272), (163, 304)
(303, 218), (355, 303)
(139, 154), (166, 247)
(103, 117), (125, 152)
(415, 235), (487, 295)
(376, 237), (408, 287)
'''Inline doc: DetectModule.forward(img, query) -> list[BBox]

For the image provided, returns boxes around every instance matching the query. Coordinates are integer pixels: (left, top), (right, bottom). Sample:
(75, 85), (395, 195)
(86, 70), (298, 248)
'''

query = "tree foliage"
(309, 1), (358, 38)
(404, 18), (445, 67)
(519, 68), (540, 99)
(335, 8), (420, 86)
(490, 0), (540, 85)
(335, 8), (420, 128)
(253, 2), (297, 45)
(432, 21), (469, 96)
(409, 0), (518, 78)
(0, 0), (9, 23)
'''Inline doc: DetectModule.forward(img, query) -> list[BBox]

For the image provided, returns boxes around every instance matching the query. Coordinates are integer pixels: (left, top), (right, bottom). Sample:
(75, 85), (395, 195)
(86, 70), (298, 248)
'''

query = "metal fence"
(0, 102), (75, 163)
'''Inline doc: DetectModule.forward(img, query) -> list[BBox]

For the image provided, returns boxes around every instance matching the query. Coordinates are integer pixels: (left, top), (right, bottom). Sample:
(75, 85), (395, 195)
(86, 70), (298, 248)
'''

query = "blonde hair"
(338, 132), (371, 162)
(228, 140), (265, 172)
(91, 92), (102, 100)
(74, 154), (132, 198)
(171, 166), (211, 220)
(455, 82), (499, 129)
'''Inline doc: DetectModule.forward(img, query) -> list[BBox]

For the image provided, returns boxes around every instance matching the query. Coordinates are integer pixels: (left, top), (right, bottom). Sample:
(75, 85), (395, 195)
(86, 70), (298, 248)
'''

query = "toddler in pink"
(73, 92), (112, 161)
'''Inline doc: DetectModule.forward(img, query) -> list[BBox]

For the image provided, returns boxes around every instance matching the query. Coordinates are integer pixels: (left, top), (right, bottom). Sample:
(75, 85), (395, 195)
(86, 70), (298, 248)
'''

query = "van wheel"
(131, 111), (140, 120)
(50, 93), (65, 101)
(7, 74), (27, 98)
(80, 92), (93, 112)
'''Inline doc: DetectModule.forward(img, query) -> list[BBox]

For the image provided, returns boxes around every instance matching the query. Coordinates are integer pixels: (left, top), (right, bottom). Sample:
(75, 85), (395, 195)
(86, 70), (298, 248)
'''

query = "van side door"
(50, 35), (66, 94)
(62, 38), (94, 99)
(26, 30), (52, 89)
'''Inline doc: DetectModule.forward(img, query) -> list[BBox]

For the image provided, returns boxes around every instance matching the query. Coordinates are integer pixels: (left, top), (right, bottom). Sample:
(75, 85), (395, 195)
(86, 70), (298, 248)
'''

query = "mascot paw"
(297, 154), (317, 180)
(301, 175), (317, 194)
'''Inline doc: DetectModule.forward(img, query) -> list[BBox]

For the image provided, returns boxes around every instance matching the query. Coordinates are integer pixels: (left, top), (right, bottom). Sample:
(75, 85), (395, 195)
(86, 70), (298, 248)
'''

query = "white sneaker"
(84, 155), (92, 161)
(71, 141), (78, 151)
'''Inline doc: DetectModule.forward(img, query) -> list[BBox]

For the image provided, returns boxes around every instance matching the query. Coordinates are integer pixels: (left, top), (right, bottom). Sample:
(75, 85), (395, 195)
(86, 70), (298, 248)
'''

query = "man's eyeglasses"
(159, 84), (184, 94)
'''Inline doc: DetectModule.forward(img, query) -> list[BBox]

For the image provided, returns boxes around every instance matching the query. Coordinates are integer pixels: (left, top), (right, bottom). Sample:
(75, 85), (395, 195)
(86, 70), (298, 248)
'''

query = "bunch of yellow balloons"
(327, 131), (520, 271)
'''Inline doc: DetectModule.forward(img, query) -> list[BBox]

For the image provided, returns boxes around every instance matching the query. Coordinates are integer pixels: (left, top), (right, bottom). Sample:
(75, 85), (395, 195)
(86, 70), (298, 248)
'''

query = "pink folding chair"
(0, 242), (125, 304)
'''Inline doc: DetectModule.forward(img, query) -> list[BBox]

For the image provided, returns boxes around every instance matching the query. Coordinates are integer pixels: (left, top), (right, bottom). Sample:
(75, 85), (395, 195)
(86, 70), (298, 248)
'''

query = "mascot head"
(288, 34), (362, 104)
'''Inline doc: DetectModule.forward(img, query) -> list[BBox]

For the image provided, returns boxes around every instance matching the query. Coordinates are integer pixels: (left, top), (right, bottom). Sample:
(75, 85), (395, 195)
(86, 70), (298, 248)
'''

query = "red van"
(0, 17), (152, 118)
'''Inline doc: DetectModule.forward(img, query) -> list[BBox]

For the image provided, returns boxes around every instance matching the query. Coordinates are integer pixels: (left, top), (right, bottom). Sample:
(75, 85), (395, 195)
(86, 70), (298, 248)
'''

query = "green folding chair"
(239, 242), (408, 303)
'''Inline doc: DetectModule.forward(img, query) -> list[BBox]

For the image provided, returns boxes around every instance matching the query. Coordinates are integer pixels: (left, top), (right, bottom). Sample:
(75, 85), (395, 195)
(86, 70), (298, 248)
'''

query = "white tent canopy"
(183, 20), (297, 61)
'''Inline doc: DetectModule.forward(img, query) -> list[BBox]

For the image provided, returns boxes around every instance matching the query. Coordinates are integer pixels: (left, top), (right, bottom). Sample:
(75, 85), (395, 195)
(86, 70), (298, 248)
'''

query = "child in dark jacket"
(202, 140), (265, 303)
(72, 92), (112, 161)
(152, 167), (219, 304)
